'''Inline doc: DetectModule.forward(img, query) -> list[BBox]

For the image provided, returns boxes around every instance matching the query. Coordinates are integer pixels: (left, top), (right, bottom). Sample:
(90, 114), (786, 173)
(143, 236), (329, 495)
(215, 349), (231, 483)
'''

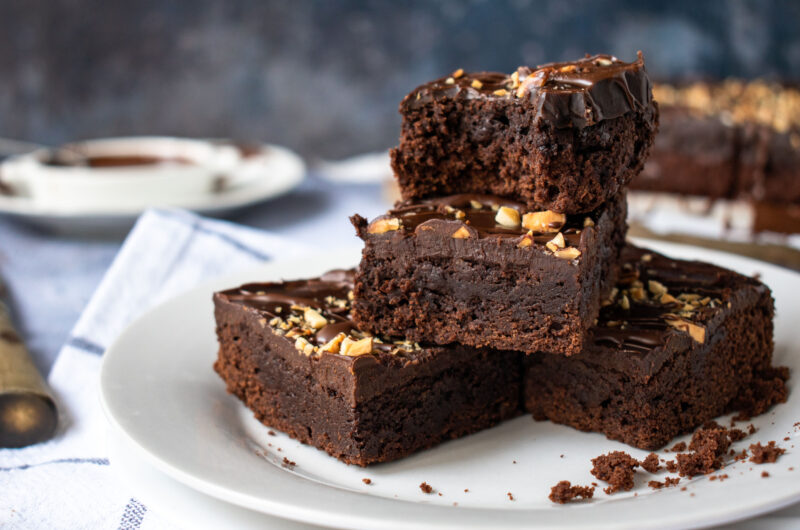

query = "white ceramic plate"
(0, 143), (305, 235)
(107, 429), (800, 530)
(108, 431), (322, 529)
(101, 240), (800, 530)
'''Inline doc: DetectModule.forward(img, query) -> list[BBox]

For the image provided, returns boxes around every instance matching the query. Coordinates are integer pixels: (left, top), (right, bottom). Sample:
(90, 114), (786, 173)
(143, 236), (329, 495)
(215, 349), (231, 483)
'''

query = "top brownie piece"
(392, 52), (657, 214)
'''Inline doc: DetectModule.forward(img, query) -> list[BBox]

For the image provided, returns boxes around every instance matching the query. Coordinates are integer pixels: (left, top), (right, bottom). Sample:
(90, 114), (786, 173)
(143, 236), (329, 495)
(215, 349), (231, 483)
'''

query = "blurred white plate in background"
(0, 138), (305, 235)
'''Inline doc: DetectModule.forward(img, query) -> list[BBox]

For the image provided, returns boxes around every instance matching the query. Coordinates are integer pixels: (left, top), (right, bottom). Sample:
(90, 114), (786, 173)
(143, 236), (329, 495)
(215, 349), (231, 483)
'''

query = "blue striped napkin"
(0, 209), (311, 529)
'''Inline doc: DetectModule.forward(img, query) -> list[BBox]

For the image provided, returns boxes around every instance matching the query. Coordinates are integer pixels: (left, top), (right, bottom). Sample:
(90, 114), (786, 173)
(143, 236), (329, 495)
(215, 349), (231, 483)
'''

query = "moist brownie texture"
(635, 80), (800, 203)
(524, 246), (787, 450)
(213, 270), (522, 466)
(391, 53), (657, 214)
(351, 192), (627, 356)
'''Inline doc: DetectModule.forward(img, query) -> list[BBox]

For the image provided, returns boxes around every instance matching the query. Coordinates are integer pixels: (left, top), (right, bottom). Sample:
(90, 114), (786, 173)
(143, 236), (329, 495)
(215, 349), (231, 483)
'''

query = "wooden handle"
(0, 300), (57, 447)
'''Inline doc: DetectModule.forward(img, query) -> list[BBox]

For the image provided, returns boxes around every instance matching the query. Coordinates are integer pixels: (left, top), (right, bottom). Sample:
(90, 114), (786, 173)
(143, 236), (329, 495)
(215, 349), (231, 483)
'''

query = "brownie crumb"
(671, 441), (687, 452)
(548, 481), (595, 504)
(728, 428), (747, 442)
(420, 482), (434, 494)
(761, 471), (770, 478)
(675, 423), (742, 477)
(665, 460), (678, 473)
(640, 453), (661, 473)
(734, 450), (749, 461)
(362, 478), (372, 485)
(438, 492), (442, 497)
(749, 441), (786, 464)
(680, 486), (687, 491)
(648, 477), (680, 490)
(591, 451), (640, 494)
(268, 430), (276, 436)
(464, 488), (469, 493)
(507, 492), (514, 501)
(784, 437), (790, 441)
(281, 457), (296, 469)
(748, 424), (757, 435)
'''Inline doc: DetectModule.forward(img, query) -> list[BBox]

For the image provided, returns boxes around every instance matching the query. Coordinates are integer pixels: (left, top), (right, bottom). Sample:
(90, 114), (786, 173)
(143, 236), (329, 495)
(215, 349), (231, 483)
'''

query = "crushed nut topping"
(445, 77), (455, 85)
(665, 317), (706, 344)
(517, 231), (534, 248)
(522, 210), (566, 232)
(648, 280), (668, 297)
(320, 332), (346, 354)
(493, 89), (508, 96)
(495, 206), (521, 228)
(469, 200), (483, 210)
(452, 68), (464, 79)
(583, 217), (595, 228)
(294, 337), (316, 356)
(340, 336), (374, 356)
(546, 232), (566, 252)
(367, 218), (402, 234)
(452, 226), (471, 239)
(471, 79), (484, 89)
(303, 307), (328, 329)
(554, 247), (581, 260)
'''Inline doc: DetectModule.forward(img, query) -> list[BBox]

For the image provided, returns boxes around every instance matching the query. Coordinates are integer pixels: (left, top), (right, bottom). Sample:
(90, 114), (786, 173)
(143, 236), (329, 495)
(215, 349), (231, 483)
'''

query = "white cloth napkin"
(0, 209), (311, 529)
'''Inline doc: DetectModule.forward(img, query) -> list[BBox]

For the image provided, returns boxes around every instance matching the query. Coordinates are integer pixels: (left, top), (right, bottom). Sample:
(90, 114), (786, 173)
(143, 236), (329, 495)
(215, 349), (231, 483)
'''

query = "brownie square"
(391, 53), (657, 214)
(350, 192), (627, 356)
(213, 270), (521, 466)
(524, 246), (787, 450)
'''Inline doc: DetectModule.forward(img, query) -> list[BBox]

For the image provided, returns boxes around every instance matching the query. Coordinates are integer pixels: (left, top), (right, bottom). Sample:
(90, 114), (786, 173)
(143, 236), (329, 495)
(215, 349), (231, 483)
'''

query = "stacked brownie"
(213, 54), (787, 466)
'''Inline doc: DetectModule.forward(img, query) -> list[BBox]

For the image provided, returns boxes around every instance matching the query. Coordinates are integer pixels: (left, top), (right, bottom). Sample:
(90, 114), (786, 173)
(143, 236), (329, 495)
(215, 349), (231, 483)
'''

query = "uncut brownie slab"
(524, 246), (788, 450)
(635, 80), (800, 203)
(391, 53), (657, 214)
(213, 270), (521, 466)
(351, 192), (627, 356)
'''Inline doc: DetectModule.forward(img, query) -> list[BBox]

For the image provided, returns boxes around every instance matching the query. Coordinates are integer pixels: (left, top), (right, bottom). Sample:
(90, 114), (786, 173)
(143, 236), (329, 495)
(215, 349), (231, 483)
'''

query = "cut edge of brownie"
(213, 274), (522, 466)
(350, 193), (627, 355)
(524, 246), (788, 450)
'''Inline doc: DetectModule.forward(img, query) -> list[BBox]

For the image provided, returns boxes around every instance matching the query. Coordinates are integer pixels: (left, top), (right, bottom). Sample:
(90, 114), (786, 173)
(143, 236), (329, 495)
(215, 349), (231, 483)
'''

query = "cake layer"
(524, 246), (787, 450)
(391, 53), (657, 214)
(213, 270), (521, 466)
(351, 193), (627, 356)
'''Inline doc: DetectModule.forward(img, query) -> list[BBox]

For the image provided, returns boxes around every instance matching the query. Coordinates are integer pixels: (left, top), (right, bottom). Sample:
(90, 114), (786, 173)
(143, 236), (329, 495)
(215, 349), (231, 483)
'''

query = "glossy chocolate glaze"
(381, 193), (590, 247)
(402, 52), (652, 129)
(590, 246), (765, 355)
(219, 270), (398, 354)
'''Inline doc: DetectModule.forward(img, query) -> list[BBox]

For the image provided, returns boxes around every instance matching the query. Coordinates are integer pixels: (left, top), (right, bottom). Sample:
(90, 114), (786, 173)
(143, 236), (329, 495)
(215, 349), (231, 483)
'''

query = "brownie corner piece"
(351, 193), (627, 355)
(391, 53), (657, 213)
(213, 270), (521, 466)
(524, 245), (785, 450)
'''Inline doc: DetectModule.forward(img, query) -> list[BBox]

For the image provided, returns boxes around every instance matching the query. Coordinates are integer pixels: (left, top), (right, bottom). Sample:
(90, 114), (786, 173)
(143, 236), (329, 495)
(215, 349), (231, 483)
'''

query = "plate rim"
(0, 142), (305, 219)
(100, 239), (800, 530)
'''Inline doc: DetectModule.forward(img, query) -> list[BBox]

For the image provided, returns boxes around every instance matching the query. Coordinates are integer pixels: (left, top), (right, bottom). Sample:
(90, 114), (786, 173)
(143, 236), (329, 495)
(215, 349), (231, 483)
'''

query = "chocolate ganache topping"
(402, 52), (652, 129)
(589, 246), (765, 355)
(219, 270), (418, 356)
(362, 194), (599, 253)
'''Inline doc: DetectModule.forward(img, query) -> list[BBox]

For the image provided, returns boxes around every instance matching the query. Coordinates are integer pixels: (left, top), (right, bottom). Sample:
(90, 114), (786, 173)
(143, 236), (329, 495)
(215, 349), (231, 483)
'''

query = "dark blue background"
(2, 0), (799, 157)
